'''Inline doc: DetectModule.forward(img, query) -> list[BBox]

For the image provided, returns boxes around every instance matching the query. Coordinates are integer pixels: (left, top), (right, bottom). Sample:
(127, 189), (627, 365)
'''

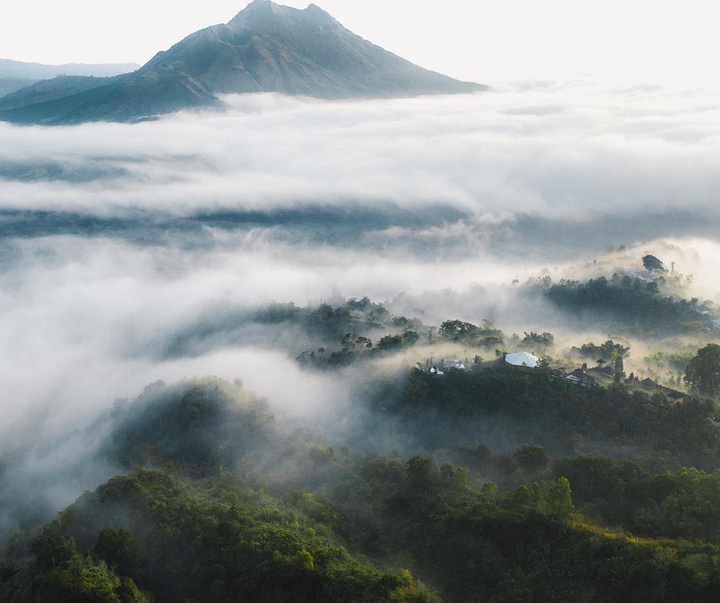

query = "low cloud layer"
(1, 80), (720, 223)
(1, 78), (720, 538)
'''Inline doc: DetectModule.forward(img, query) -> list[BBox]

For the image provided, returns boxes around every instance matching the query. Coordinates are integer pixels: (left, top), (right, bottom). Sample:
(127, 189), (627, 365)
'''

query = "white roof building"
(505, 351), (540, 368)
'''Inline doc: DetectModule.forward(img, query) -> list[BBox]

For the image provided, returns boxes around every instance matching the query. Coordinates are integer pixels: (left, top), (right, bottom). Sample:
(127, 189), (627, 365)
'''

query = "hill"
(3, 377), (720, 602)
(0, 59), (139, 98)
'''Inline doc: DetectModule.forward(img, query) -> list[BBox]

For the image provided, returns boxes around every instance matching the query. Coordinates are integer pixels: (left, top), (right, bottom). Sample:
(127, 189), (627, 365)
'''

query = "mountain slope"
(0, 59), (139, 98)
(0, 1), (484, 124)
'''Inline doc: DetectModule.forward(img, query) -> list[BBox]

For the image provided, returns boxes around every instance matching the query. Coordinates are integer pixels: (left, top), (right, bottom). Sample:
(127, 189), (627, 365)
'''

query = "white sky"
(0, 0), (718, 87)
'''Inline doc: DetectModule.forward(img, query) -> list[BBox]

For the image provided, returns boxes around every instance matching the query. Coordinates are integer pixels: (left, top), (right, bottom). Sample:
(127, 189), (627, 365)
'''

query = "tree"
(405, 456), (435, 487)
(577, 340), (630, 360)
(341, 333), (372, 351)
(438, 319), (504, 347)
(642, 254), (665, 272)
(94, 528), (142, 576)
(684, 344), (720, 396)
(521, 332), (554, 348)
(614, 353), (625, 385)
(30, 525), (76, 571)
(512, 444), (548, 473)
(438, 319), (479, 342)
(377, 331), (419, 352)
(546, 477), (574, 518)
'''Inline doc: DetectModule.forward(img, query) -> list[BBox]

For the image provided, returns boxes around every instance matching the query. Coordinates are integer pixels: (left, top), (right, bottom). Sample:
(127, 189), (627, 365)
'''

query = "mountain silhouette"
(0, 1), (484, 124)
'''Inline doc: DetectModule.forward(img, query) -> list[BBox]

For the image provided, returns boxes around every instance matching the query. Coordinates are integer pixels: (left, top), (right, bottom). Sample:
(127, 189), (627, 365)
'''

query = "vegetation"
(521, 331), (555, 348)
(3, 262), (720, 601)
(0, 377), (576, 601)
(2, 368), (720, 601)
(437, 319), (505, 348)
(684, 343), (720, 396)
(383, 365), (719, 465)
(642, 254), (666, 272)
(0, 469), (437, 603)
(572, 339), (630, 360)
(538, 275), (712, 334)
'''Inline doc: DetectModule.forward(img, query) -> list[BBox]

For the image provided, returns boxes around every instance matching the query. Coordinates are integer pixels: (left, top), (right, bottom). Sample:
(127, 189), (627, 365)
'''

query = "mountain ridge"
(0, 59), (140, 99)
(0, 0), (484, 125)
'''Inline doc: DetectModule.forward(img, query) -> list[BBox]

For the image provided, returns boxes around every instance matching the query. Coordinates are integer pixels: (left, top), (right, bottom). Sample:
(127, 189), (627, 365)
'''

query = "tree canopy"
(642, 254), (666, 272)
(684, 343), (720, 396)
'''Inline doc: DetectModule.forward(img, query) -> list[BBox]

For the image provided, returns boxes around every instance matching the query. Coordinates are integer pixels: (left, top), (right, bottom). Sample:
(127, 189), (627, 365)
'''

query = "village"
(420, 351), (688, 402)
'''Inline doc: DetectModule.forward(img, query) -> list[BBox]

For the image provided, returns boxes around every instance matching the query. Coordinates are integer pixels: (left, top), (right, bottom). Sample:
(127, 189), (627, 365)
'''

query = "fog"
(2, 81), (720, 222)
(1, 78), (720, 538)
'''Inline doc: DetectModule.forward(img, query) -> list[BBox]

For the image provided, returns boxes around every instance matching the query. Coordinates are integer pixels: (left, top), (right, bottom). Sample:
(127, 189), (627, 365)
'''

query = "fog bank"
(1, 78), (720, 538)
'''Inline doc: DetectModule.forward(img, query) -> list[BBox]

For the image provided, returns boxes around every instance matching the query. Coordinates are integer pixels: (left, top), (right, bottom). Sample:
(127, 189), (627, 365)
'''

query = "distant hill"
(0, 59), (139, 98)
(0, 0), (485, 125)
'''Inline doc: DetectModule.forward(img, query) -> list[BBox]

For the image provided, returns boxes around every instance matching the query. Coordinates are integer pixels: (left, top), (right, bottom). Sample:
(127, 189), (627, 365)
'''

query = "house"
(635, 377), (686, 401)
(505, 351), (540, 368)
(440, 358), (466, 370)
(566, 368), (597, 387)
(663, 388), (686, 401)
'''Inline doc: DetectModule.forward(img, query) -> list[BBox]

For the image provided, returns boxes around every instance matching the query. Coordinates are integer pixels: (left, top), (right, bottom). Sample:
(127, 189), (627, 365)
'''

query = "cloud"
(2, 81), (720, 431)
(1, 81), (720, 224)
(1, 79), (720, 538)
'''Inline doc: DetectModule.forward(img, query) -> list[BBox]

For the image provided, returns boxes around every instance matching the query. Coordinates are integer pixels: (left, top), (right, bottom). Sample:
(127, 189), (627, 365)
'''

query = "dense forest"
(2, 252), (720, 602)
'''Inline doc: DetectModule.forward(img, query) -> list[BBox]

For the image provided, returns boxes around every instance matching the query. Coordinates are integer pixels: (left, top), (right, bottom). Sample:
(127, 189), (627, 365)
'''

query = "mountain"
(0, 1), (484, 125)
(0, 59), (140, 98)
(0, 77), (34, 98)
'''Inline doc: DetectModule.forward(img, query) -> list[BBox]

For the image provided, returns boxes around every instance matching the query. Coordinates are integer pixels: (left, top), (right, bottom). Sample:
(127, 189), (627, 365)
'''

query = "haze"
(2, 81), (720, 433)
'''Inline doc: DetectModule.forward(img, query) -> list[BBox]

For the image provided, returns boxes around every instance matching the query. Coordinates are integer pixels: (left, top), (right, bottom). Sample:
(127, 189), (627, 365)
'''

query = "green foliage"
(376, 331), (420, 352)
(643, 254), (666, 272)
(345, 455), (720, 603)
(255, 297), (395, 341)
(8, 373), (720, 602)
(684, 343), (720, 396)
(521, 331), (554, 348)
(546, 477), (574, 517)
(574, 339), (630, 360)
(29, 524), (76, 571)
(297, 333), (377, 369)
(406, 456), (436, 487)
(512, 444), (549, 473)
(614, 354), (625, 384)
(388, 367), (719, 461)
(47, 470), (437, 603)
(34, 554), (149, 603)
(554, 456), (720, 542)
(438, 319), (505, 347)
(104, 378), (277, 476)
(296, 327), (420, 370)
(5, 530), (149, 603)
(94, 529), (141, 577)
(543, 276), (711, 334)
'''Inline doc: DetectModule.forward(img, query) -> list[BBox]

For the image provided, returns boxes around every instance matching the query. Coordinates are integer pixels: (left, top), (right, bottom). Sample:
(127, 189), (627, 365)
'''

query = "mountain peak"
(228, 1), (340, 32)
(0, 1), (485, 124)
(228, 0), (291, 28)
(301, 4), (340, 27)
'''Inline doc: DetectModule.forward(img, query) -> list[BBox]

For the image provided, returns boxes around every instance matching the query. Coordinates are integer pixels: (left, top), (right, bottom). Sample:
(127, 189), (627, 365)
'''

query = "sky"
(0, 0), (718, 87)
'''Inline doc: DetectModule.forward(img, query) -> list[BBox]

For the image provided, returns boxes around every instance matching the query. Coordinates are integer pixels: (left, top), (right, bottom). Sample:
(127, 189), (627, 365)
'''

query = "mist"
(1, 77), (720, 539)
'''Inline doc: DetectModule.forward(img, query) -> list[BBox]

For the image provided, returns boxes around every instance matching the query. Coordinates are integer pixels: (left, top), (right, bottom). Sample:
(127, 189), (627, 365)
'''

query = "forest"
(1, 250), (720, 602)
